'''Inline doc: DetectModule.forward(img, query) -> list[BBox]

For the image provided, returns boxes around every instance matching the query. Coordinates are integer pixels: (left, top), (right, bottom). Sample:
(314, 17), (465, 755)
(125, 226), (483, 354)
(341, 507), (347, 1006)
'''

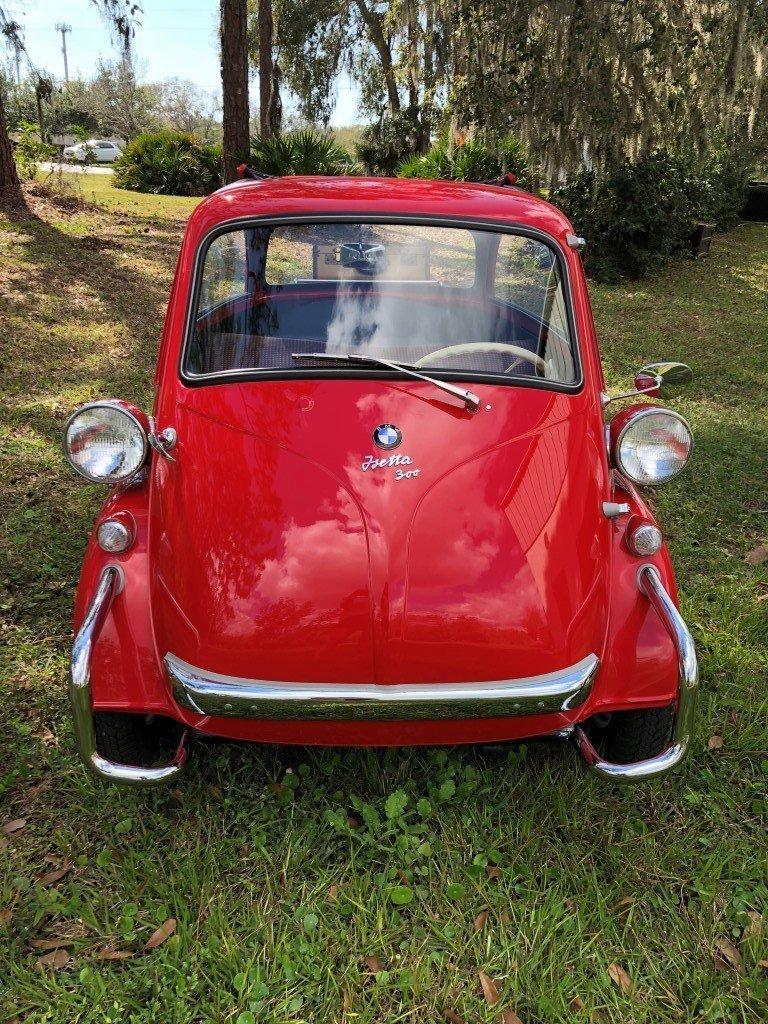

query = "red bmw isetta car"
(64, 175), (698, 786)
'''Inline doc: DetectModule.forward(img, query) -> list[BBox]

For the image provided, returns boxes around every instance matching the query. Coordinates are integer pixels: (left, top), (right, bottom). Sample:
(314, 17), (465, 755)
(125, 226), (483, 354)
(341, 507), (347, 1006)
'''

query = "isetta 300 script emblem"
(365, 424), (421, 480)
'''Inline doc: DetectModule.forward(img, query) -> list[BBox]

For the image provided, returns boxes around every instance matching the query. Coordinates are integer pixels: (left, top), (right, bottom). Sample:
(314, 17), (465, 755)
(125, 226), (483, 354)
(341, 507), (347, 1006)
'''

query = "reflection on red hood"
(149, 379), (611, 685)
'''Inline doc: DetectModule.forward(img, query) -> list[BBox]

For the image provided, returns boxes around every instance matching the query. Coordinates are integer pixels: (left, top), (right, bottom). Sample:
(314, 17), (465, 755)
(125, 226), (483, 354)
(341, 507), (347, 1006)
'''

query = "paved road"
(40, 162), (115, 176)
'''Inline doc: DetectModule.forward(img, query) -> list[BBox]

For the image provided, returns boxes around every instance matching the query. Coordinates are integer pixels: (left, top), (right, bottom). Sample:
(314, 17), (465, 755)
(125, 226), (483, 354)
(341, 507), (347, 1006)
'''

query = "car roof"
(186, 176), (576, 243)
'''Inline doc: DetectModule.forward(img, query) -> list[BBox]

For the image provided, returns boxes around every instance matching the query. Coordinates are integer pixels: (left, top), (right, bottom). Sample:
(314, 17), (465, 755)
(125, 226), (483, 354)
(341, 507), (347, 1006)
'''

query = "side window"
(493, 235), (574, 382)
(198, 231), (248, 312)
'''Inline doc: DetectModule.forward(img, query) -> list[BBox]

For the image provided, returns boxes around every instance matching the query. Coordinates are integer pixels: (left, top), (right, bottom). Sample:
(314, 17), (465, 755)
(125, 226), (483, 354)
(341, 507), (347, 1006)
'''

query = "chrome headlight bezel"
(612, 406), (693, 486)
(64, 400), (149, 484)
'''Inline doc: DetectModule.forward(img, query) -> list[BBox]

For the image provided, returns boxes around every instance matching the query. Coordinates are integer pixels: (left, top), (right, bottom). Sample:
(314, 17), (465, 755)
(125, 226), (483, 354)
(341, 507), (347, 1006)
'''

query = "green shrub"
(14, 121), (56, 180)
(552, 150), (751, 282)
(699, 149), (751, 230)
(355, 109), (434, 176)
(250, 130), (357, 176)
(113, 131), (222, 196)
(397, 135), (529, 184)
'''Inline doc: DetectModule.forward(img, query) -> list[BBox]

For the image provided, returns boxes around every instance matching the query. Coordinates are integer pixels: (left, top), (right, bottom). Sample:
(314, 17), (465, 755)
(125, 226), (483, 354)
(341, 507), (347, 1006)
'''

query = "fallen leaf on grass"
(745, 543), (768, 565)
(145, 918), (176, 949)
(35, 948), (70, 970)
(570, 995), (585, 1011)
(607, 963), (633, 995)
(2, 819), (26, 835)
(364, 955), (382, 974)
(46, 922), (90, 939)
(30, 938), (75, 950)
(486, 866), (501, 879)
(759, 959), (768, 970)
(0, 908), (12, 928)
(39, 861), (72, 886)
(444, 1010), (465, 1024)
(714, 936), (742, 972)
(474, 911), (489, 932)
(744, 911), (762, 939)
(96, 947), (134, 961)
(707, 735), (723, 750)
(479, 971), (500, 1006)
(501, 1011), (524, 1023)
(327, 884), (340, 901)
(610, 896), (634, 917)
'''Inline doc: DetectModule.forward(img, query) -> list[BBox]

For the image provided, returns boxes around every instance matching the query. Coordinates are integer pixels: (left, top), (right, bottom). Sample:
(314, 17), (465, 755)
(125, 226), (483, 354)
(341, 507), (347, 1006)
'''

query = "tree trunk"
(268, 59), (282, 136)
(404, 0), (420, 111)
(220, 0), (251, 184)
(36, 91), (45, 143)
(353, 0), (400, 114)
(0, 82), (25, 212)
(258, 0), (274, 139)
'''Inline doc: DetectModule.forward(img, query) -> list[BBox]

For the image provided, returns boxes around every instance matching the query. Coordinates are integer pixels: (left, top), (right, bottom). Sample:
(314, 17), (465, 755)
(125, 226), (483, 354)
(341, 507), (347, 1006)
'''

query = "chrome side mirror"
(639, 362), (693, 389)
(603, 361), (692, 406)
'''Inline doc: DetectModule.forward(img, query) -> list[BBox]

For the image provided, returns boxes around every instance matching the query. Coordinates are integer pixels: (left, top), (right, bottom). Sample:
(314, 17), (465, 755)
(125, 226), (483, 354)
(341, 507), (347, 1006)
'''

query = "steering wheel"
(415, 343), (548, 377)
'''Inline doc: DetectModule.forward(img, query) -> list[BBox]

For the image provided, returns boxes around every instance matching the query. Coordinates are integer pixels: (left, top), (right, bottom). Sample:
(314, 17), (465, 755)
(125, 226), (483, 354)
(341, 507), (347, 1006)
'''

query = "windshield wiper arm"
(291, 352), (480, 412)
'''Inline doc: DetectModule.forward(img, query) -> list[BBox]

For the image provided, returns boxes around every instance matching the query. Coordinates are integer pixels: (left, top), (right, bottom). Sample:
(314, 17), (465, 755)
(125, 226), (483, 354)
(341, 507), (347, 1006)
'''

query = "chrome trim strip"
(165, 653), (599, 721)
(573, 564), (698, 782)
(70, 566), (187, 786)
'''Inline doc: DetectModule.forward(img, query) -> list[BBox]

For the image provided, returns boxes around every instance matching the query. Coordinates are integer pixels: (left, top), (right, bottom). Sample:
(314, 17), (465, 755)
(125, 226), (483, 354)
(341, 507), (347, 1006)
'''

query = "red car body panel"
(74, 176), (680, 746)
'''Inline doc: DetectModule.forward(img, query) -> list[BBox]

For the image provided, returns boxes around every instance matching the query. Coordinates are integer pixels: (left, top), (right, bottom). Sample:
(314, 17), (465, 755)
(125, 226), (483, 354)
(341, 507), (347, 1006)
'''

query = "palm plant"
(250, 129), (357, 176)
(398, 135), (529, 183)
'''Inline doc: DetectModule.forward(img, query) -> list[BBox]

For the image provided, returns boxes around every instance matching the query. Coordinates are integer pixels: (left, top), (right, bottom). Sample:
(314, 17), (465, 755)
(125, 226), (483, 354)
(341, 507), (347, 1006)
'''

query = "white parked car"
(62, 139), (123, 163)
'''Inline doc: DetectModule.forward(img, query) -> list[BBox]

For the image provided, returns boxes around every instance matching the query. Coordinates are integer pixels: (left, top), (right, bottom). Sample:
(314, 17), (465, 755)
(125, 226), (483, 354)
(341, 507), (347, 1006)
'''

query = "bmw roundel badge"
(373, 424), (402, 450)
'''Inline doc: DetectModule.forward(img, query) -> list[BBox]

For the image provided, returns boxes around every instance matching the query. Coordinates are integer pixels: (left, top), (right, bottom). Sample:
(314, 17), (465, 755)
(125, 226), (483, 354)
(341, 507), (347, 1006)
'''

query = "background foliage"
(249, 128), (356, 175)
(112, 130), (222, 196)
(398, 134), (530, 184)
(554, 148), (755, 281)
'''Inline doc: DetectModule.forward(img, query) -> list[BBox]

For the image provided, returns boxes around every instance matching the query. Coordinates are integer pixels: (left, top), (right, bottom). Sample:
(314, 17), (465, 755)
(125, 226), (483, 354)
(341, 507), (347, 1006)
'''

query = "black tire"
(591, 706), (675, 765)
(94, 712), (183, 768)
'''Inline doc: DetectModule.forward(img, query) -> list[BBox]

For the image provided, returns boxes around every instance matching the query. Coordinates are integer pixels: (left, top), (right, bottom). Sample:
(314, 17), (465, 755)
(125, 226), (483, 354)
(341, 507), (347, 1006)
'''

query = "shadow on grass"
(1, 201), (183, 424)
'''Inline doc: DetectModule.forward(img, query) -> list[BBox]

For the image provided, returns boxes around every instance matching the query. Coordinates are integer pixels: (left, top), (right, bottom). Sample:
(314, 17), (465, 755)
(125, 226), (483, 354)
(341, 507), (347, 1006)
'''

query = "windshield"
(184, 220), (578, 386)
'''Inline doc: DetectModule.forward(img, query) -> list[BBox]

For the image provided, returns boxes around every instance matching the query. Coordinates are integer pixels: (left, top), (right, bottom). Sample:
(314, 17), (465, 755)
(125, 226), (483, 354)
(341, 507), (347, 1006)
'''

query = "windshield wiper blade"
(291, 352), (480, 412)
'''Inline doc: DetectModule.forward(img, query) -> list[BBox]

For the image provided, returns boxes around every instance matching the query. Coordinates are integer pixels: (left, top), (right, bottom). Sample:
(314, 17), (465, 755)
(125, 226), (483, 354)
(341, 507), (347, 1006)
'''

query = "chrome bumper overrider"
(166, 653), (600, 721)
(573, 564), (699, 782)
(69, 566), (188, 786)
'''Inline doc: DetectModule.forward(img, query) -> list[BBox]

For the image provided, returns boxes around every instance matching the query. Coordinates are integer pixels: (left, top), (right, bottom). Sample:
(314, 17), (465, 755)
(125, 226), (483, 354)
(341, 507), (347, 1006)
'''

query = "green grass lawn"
(1, 180), (767, 1024)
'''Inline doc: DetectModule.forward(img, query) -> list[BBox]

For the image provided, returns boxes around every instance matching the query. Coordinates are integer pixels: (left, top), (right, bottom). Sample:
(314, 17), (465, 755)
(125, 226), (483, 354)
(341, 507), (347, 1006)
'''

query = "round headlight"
(64, 402), (148, 483)
(614, 408), (692, 485)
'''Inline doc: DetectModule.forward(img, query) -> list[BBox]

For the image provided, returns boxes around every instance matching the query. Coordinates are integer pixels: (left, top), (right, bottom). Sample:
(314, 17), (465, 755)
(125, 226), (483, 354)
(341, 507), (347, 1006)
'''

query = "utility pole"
(55, 22), (71, 84)
(12, 38), (21, 85)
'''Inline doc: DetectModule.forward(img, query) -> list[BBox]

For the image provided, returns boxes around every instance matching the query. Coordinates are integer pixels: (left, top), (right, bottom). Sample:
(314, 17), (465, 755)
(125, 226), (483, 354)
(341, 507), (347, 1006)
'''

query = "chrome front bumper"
(69, 566), (188, 786)
(166, 653), (600, 721)
(70, 563), (696, 786)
